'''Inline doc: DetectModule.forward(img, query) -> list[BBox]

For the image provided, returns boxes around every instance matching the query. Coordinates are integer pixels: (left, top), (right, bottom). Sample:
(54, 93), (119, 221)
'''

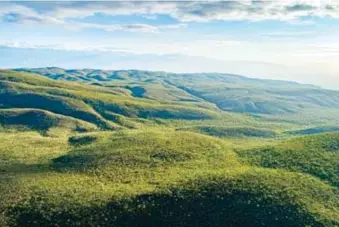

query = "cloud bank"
(1, 1), (339, 32)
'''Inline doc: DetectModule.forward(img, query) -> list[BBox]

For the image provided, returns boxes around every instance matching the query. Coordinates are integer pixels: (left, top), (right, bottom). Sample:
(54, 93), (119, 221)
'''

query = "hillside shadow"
(6, 180), (321, 227)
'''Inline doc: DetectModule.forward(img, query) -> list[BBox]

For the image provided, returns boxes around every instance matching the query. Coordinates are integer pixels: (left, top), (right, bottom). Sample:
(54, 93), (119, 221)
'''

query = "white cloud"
(3, 1), (339, 23)
(1, 1), (339, 32)
(0, 2), (185, 32)
(261, 31), (316, 38)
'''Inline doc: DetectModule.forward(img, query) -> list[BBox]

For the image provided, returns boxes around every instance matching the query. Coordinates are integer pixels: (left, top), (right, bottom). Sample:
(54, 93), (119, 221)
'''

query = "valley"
(0, 69), (339, 226)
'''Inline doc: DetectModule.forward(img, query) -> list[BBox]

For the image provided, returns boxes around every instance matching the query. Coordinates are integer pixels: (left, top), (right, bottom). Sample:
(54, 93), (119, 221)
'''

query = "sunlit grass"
(1, 70), (339, 226)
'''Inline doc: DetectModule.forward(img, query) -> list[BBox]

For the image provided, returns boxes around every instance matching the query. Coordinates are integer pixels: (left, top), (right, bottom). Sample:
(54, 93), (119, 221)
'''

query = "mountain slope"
(0, 70), (222, 130)
(15, 67), (317, 88)
(15, 67), (339, 115)
(2, 130), (339, 226)
(1, 69), (339, 227)
(0, 108), (97, 132)
(236, 133), (339, 187)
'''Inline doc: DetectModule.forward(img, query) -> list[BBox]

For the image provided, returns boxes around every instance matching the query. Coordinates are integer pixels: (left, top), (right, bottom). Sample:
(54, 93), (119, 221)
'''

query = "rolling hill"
(1, 69), (339, 226)
(15, 67), (339, 115)
(0, 70), (223, 131)
(0, 108), (97, 133)
(1, 129), (339, 226)
(236, 133), (339, 187)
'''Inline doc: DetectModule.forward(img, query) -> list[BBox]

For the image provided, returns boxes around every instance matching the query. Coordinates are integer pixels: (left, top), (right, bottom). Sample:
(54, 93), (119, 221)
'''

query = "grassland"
(16, 67), (339, 115)
(236, 133), (339, 187)
(1, 69), (339, 226)
(1, 130), (339, 226)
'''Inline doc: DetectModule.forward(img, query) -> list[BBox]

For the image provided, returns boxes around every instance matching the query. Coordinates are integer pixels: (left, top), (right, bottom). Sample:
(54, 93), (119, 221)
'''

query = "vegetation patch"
(236, 133), (339, 186)
(179, 126), (277, 138)
(287, 126), (339, 135)
(5, 169), (339, 227)
(0, 108), (96, 132)
(68, 134), (98, 146)
(52, 130), (226, 171)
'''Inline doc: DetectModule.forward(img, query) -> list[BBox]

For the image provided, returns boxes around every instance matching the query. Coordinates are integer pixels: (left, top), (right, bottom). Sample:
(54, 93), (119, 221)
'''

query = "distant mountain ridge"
(15, 67), (318, 89)
(13, 67), (339, 115)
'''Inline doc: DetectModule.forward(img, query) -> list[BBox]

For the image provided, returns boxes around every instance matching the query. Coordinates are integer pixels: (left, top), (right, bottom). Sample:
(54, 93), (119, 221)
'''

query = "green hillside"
(236, 133), (339, 187)
(0, 70), (221, 130)
(15, 67), (339, 115)
(0, 108), (96, 133)
(1, 69), (339, 226)
(287, 126), (339, 135)
(1, 130), (339, 226)
(178, 126), (278, 138)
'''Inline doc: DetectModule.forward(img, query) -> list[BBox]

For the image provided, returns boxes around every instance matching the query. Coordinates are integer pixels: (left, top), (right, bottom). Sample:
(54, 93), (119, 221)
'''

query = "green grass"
(0, 70), (221, 130)
(15, 68), (339, 115)
(52, 130), (236, 172)
(236, 133), (339, 187)
(178, 126), (278, 138)
(0, 108), (97, 133)
(1, 130), (339, 226)
(1, 69), (339, 226)
(287, 126), (339, 135)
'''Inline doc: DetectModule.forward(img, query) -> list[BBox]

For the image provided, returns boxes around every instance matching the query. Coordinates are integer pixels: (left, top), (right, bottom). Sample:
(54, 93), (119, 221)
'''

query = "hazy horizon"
(1, 1), (339, 89)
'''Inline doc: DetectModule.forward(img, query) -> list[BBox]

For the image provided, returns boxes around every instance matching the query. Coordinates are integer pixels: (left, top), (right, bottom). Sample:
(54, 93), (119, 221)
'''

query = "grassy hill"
(1, 130), (339, 226)
(0, 70), (222, 131)
(0, 108), (97, 133)
(15, 67), (339, 115)
(1, 69), (339, 226)
(236, 133), (339, 187)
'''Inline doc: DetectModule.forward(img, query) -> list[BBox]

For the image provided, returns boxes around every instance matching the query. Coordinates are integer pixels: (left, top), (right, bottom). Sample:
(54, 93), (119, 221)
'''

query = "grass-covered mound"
(115, 170), (339, 227)
(53, 130), (233, 171)
(178, 126), (277, 138)
(0, 108), (96, 132)
(5, 169), (339, 227)
(236, 133), (339, 187)
(1, 130), (338, 227)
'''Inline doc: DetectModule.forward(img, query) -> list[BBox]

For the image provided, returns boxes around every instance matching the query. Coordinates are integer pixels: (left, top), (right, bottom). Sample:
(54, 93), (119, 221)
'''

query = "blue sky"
(1, 1), (339, 88)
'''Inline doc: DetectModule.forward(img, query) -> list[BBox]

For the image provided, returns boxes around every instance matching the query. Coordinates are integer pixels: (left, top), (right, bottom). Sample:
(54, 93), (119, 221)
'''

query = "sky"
(0, 1), (339, 89)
